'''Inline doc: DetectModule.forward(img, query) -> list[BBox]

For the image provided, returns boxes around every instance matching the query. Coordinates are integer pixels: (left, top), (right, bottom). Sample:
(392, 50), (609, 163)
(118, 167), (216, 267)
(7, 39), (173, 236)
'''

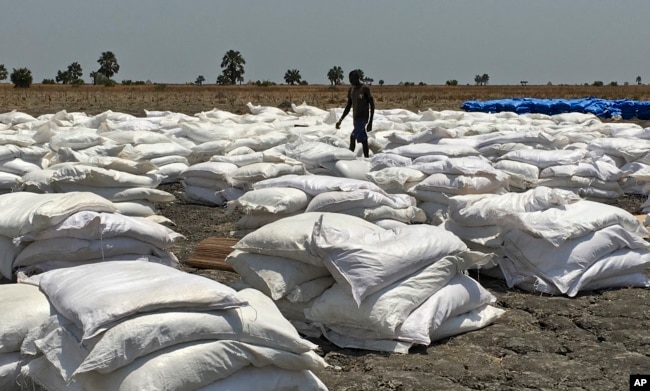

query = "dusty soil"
(6, 86), (650, 390)
(158, 183), (650, 391)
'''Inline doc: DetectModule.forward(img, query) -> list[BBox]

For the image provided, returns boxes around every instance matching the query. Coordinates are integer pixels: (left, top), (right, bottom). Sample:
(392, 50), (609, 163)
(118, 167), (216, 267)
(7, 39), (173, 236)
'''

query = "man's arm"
(366, 88), (375, 132)
(336, 90), (353, 129)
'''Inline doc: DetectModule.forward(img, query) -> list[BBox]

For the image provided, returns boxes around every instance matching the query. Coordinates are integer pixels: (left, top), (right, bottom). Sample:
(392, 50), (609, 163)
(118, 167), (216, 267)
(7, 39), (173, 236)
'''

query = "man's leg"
(361, 140), (369, 158)
(349, 135), (356, 152)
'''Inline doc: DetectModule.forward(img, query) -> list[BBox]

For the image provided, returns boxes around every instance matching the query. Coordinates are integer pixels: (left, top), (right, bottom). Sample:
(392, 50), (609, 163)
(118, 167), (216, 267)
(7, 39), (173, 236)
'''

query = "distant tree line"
(0, 50), (645, 88)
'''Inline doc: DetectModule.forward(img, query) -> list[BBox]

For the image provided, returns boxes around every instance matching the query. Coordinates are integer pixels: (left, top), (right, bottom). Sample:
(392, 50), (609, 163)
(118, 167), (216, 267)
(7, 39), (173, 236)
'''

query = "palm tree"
(220, 50), (246, 85)
(284, 69), (302, 85)
(636, 76), (642, 85)
(195, 75), (205, 86)
(97, 51), (120, 79)
(0, 65), (7, 82)
(327, 66), (344, 85)
(67, 62), (83, 81)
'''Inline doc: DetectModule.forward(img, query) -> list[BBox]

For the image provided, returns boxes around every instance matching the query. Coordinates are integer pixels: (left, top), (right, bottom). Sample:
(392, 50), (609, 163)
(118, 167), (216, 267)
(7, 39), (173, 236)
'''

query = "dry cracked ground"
(160, 183), (650, 391)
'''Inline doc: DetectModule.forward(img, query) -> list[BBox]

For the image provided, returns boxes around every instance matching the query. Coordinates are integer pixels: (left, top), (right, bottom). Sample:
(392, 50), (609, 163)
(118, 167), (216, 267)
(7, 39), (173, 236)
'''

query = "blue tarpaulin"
(461, 97), (650, 119)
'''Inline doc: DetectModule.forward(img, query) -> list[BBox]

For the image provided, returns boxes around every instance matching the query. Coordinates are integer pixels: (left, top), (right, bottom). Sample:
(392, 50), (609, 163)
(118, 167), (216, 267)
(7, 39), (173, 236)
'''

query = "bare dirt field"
(5, 84), (650, 390)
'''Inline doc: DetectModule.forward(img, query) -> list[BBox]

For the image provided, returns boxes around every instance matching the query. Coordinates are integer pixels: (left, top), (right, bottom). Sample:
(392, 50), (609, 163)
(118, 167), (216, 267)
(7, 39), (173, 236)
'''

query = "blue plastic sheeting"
(461, 97), (650, 119)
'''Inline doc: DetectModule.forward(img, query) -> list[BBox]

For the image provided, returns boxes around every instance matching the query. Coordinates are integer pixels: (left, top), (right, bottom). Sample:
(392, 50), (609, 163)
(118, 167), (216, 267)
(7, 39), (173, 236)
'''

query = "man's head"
(349, 69), (361, 86)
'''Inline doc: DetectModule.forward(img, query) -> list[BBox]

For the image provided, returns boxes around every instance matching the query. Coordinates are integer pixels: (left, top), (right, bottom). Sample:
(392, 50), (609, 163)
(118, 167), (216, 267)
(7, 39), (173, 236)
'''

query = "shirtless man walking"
(335, 69), (375, 158)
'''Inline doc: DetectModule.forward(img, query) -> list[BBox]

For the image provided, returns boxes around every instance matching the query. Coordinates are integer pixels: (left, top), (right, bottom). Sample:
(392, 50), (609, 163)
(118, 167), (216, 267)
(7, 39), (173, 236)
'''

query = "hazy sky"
(2, 0), (648, 86)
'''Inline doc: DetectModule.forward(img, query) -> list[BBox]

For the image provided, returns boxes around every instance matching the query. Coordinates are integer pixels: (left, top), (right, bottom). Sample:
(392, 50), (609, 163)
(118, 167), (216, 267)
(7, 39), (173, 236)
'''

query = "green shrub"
(254, 80), (276, 87)
(10, 67), (33, 88)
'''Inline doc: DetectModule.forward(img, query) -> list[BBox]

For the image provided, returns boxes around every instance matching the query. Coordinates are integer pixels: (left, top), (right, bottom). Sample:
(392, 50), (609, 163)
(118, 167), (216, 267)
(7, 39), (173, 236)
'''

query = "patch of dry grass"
(1, 83), (649, 117)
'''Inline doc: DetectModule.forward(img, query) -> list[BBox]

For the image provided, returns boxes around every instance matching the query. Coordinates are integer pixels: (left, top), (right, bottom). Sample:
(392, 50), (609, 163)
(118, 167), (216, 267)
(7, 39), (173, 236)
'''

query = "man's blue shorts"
(351, 118), (368, 142)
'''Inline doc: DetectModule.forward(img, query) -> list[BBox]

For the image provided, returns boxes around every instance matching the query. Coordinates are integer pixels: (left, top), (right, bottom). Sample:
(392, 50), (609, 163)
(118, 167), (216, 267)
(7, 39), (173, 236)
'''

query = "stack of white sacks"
(0, 145), (45, 195)
(0, 191), (181, 280)
(179, 101), (367, 206)
(0, 110), (50, 195)
(180, 150), (306, 206)
(445, 186), (650, 296)
(0, 283), (53, 391)
(589, 134), (650, 197)
(2, 104), (650, 357)
(17, 261), (328, 390)
(493, 148), (625, 200)
(227, 212), (505, 353)
(6, 110), (187, 219)
(180, 160), (244, 206)
(366, 153), (510, 225)
(228, 174), (426, 231)
(371, 111), (649, 204)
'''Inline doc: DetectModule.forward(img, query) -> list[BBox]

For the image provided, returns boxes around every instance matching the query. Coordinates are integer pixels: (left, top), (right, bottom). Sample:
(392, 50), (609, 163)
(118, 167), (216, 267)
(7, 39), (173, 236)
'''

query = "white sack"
(0, 283), (52, 352)
(24, 340), (326, 391)
(284, 276), (335, 303)
(507, 200), (648, 246)
(384, 144), (480, 159)
(319, 159), (373, 180)
(13, 236), (170, 269)
(411, 172), (508, 195)
(539, 160), (623, 181)
(447, 187), (581, 227)
(284, 141), (356, 166)
(305, 254), (485, 336)
(311, 214), (486, 304)
(502, 224), (650, 295)
(0, 192), (118, 238)
(23, 288), (318, 380)
(231, 187), (310, 214)
(365, 167), (427, 192)
(182, 183), (226, 206)
(492, 159), (540, 184)
(498, 149), (587, 169)
(199, 366), (327, 391)
(231, 163), (306, 189)
(226, 250), (330, 300)
(51, 164), (161, 189)
(429, 304), (506, 342)
(305, 189), (413, 213)
(338, 205), (427, 224)
(233, 212), (383, 265)
(32, 260), (246, 340)
(253, 174), (388, 197)
(119, 142), (192, 160)
(396, 273), (496, 345)
(182, 161), (238, 182)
